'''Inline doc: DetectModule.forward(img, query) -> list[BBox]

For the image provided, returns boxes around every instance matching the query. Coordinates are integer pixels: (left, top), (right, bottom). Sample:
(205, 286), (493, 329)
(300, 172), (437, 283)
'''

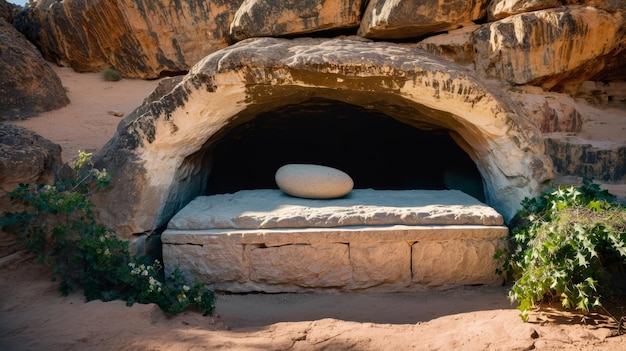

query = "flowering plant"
(0, 151), (214, 315)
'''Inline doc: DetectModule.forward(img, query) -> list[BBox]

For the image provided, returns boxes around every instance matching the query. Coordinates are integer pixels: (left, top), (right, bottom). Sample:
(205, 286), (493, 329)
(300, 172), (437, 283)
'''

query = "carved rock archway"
(93, 37), (553, 238)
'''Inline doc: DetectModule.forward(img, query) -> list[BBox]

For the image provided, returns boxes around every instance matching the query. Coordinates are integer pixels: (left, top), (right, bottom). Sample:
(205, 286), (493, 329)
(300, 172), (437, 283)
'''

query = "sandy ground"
(1, 65), (626, 350)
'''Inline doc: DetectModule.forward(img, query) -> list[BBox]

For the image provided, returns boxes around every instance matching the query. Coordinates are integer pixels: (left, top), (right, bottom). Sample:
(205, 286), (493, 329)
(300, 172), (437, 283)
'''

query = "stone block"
(412, 239), (504, 287)
(163, 240), (246, 283)
(350, 242), (411, 289)
(249, 243), (351, 287)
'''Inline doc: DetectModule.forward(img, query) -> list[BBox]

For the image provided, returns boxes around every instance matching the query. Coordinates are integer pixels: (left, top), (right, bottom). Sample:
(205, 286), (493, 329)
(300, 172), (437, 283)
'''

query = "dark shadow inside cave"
(205, 99), (485, 201)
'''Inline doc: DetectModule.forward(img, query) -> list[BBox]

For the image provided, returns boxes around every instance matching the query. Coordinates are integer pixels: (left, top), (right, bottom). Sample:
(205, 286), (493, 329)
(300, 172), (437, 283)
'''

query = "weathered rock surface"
(358, 0), (487, 39)
(487, 0), (562, 21)
(14, 0), (244, 79)
(0, 124), (62, 209)
(415, 24), (479, 66)
(162, 224), (508, 292)
(0, 0), (15, 23)
(167, 189), (504, 230)
(544, 137), (626, 181)
(275, 164), (354, 199)
(474, 6), (626, 92)
(230, 0), (363, 42)
(0, 18), (69, 120)
(92, 37), (552, 238)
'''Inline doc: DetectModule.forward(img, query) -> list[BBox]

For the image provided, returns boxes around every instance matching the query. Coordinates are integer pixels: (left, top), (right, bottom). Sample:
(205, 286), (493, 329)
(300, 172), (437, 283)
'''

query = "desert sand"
(1, 65), (625, 350)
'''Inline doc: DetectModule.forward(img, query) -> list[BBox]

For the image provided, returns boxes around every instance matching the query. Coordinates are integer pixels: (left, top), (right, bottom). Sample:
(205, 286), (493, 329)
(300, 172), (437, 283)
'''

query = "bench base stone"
(162, 225), (508, 293)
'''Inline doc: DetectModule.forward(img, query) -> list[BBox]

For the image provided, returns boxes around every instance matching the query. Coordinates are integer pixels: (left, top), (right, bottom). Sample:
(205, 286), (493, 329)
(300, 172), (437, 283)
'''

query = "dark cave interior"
(205, 99), (485, 201)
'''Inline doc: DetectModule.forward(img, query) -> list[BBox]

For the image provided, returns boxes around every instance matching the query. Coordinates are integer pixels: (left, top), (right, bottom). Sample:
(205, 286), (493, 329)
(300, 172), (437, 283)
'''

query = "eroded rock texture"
(230, 0), (363, 42)
(92, 37), (551, 238)
(0, 124), (62, 211)
(488, 0), (562, 21)
(474, 6), (626, 93)
(14, 0), (244, 79)
(358, 0), (487, 39)
(0, 18), (68, 120)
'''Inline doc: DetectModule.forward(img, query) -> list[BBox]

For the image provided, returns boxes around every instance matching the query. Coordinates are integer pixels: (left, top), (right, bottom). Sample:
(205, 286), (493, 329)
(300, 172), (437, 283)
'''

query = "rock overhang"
(93, 37), (553, 238)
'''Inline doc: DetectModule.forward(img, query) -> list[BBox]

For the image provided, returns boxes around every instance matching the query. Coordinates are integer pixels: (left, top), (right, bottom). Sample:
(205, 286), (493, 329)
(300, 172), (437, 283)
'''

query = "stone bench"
(162, 189), (508, 292)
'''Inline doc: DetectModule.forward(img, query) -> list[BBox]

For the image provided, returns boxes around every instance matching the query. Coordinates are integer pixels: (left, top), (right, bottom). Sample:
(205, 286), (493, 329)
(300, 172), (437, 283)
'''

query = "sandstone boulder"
(0, 124), (62, 208)
(473, 6), (626, 93)
(13, 0), (244, 79)
(487, 0), (562, 21)
(275, 164), (353, 199)
(358, 0), (487, 39)
(414, 24), (479, 66)
(0, 18), (69, 120)
(230, 0), (363, 42)
(0, 124), (62, 259)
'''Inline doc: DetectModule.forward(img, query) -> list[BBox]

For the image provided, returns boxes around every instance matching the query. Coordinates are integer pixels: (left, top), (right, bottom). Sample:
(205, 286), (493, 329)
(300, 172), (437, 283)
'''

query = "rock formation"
(0, 124), (62, 260)
(5, 0), (623, 250)
(0, 17), (68, 120)
(0, 124), (62, 211)
(12, 0), (625, 96)
(230, 0), (363, 42)
(13, 0), (245, 79)
(358, 0), (487, 39)
(92, 37), (552, 238)
(473, 6), (626, 93)
(487, 0), (562, 21)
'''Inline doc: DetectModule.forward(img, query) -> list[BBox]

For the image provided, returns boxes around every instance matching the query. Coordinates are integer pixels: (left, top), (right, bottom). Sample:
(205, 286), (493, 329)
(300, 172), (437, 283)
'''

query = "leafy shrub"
(502, 179), (626, 321)
(101, 68), (122, 82)
(0, 152), (214, 315)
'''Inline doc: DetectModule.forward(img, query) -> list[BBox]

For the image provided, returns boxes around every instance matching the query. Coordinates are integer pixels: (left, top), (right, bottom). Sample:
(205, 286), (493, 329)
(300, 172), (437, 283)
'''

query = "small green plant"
(501, 179), (626, 322)
(0, 151), (214, 315)
(101, 68), (122, 82)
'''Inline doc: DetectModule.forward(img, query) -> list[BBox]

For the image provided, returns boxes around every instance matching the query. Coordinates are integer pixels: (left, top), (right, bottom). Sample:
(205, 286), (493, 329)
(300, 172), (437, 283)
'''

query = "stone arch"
(94, 37), (553, 238)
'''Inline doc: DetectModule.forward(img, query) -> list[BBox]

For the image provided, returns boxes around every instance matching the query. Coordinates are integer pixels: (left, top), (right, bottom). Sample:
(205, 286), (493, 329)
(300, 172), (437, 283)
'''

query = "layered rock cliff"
(4, 0), (625, 239)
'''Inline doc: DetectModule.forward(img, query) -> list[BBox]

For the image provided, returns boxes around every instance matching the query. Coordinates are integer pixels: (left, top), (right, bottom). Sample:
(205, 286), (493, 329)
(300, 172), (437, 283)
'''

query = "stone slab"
(162, 225), (508, 292)
(166, 189), (504, 230)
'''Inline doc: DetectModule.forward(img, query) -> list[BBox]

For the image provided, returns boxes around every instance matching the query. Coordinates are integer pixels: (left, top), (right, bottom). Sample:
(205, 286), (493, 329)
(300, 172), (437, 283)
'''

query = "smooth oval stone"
(275, 164), (354, 199)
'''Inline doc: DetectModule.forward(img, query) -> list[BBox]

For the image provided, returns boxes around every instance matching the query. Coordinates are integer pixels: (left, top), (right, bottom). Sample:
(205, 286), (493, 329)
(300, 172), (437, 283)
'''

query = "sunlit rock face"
(9, 0), (623, 238)
(92, 37), (552, 238)
(473, 6), (626, 93)
(358, 0), (488, 39)
(13, 0), (244, 79)
(229, 0), (364, 42)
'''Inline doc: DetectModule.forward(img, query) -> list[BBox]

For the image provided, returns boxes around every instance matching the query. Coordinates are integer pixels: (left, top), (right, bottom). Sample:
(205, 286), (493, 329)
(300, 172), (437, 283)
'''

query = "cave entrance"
(205, 98), (485, 202)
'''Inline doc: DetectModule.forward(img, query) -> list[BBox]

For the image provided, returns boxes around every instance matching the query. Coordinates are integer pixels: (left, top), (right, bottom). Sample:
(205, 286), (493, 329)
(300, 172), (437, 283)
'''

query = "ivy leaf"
(576, 251), (589, 267)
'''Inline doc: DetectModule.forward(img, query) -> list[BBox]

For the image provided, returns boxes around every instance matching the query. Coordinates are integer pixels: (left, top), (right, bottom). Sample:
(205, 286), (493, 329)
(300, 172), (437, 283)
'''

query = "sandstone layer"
(474, 6), (626, 93)
(230, 0), (363, 42)
(13, 0), (244, 79)
(358, 0), (487, 39)
(13, 0), (625, 94)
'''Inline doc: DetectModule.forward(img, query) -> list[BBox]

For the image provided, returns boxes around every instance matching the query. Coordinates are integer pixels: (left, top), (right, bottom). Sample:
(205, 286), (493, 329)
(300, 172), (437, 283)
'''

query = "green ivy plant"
(0, 152), (214, 315)
(501, 179), (626, 322)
